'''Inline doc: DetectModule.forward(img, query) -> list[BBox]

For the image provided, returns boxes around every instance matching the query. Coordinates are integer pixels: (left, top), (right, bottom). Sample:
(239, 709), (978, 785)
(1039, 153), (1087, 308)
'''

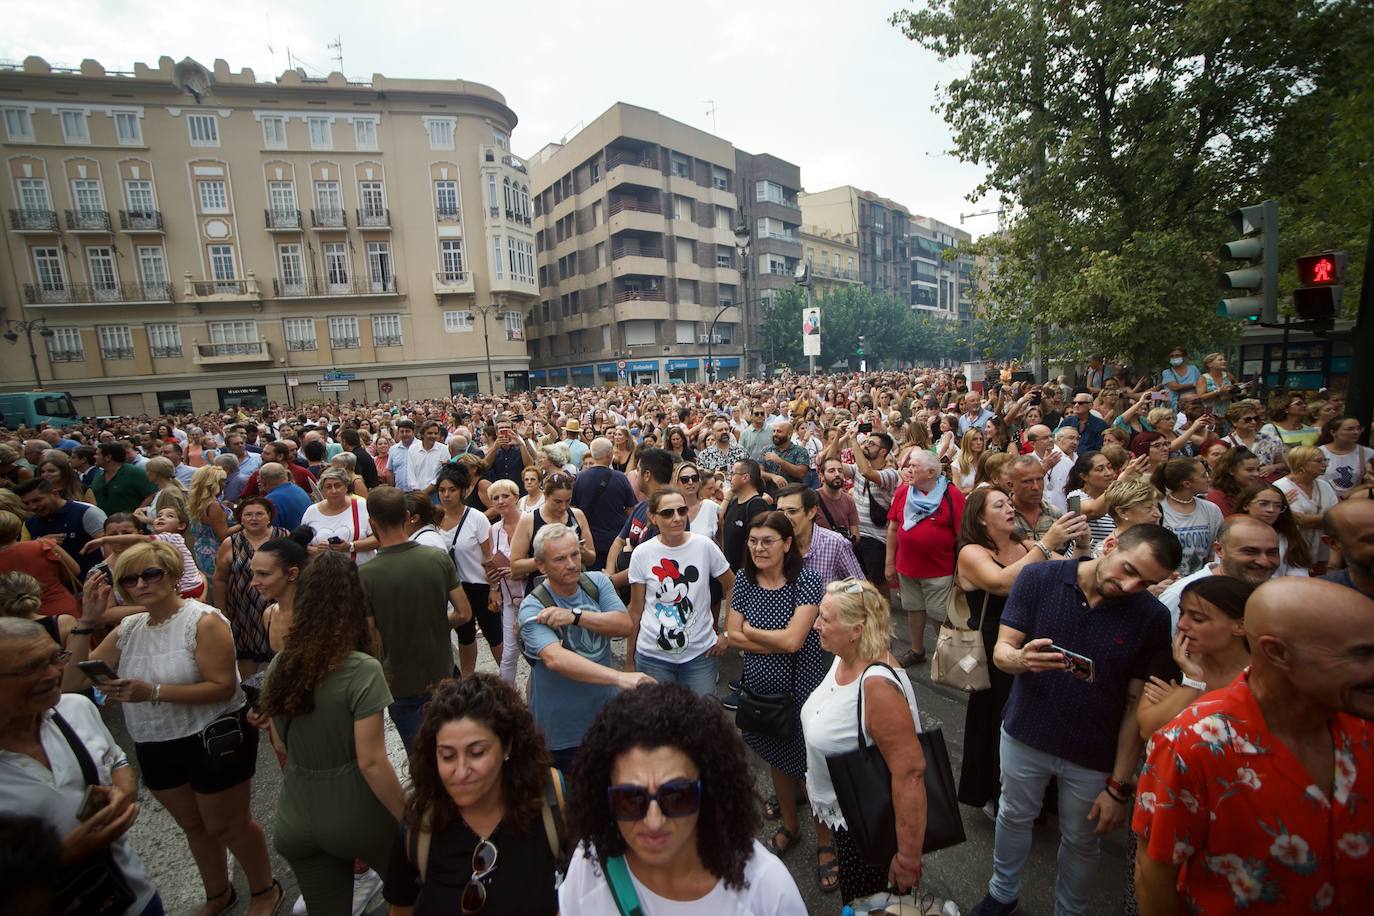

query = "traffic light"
(1217, 200), (1279, 322)
(1293, 251), (1346, 320)
(857, 335), (866, 356)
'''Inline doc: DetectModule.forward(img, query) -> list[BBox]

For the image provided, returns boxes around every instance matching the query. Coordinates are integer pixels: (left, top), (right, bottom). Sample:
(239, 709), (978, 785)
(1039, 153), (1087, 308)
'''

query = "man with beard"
(695, 417), (746, 475)
(813, 456), (860, 545)
(1133, 578), (1374, 916)
(1155, 516), (1280, 623)
(971, 524), (1181, 916)
(759, 420), (810, 490)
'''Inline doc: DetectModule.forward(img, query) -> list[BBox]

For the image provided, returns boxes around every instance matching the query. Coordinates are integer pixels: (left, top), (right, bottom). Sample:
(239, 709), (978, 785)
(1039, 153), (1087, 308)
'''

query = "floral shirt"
(1133, 671), (1374, 914)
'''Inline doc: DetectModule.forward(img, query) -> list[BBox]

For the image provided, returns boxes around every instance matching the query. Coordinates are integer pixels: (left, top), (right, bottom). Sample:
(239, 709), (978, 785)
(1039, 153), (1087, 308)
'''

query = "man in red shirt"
(1133, 577), (1374, 915)
(237, 440), (317, 500)
(885, 450), (965, 667)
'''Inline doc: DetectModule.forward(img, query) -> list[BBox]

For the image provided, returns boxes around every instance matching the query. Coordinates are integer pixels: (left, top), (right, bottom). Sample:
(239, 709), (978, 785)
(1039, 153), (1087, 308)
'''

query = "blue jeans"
(637, 651), (718, 697)
(988, 729), (1109, 915)
(389, 693), (432, 753)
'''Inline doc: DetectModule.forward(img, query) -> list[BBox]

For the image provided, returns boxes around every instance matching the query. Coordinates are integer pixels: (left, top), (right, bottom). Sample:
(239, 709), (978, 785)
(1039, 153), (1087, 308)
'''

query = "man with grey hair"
(1045, 425), (1080, 513)
(215, 452), (246, 504)
(259, 462), (310, 529)
(572, 437), (637, 569)
(519, 523), (651, 772)
(0, 617), (161, 915)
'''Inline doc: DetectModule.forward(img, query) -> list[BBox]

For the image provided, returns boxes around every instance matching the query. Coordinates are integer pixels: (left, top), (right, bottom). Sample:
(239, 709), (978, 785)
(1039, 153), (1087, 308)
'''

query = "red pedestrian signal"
(1296, 252), (1344, 287)
(1293, 251), (1346, 321)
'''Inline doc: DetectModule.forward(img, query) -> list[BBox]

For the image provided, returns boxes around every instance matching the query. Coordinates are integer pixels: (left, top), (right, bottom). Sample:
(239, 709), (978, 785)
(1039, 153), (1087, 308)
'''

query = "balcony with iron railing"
(311, 208), (347, 229)
(607, 149), (659, 171)
(611, 240), (665, 261)
(328, 337), (361, 350)
(98, 347), (135, 361)
(435, 205), (461, 222)
(192, 338), (273, 365)
(65, 209), (112, 232)
(182, 271), (263, 306)
(150, 345), (182, 359)
(357, 207), (390, 228)
(272, 276), (399, 298)
(613, 286), (666, 303)
(607, 197), (662, 217)
(9, 208), (60, 232)
(503, 208), (532, 226)
(119, 210), (164, 232)
(374, 334), (403, 347)
(285, 338), (318, 352)
(433, 270), (475, 295)
(23, 281), (174, 305)
(265, 208), (302, 231)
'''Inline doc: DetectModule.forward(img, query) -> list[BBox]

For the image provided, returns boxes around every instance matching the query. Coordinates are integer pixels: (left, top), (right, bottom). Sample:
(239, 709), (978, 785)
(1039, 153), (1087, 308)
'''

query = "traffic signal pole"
(1345, 207), (1374, 445)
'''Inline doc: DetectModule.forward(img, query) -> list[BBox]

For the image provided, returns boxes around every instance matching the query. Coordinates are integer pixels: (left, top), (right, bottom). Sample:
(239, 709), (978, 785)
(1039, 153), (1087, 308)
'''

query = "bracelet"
(1106, 777), (1135, 799)
(70, 625), (100, 635)
(1180, 675), (1207, 692)
(1034, 540), (1053, 559)
(152, 684), (161, 705)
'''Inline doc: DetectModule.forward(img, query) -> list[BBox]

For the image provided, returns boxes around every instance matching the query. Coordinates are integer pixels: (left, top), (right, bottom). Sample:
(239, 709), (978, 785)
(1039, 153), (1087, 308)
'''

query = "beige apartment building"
(799, 225), (861, 294)
(527, 103), (752, 386)
(0, 55), (535, 417)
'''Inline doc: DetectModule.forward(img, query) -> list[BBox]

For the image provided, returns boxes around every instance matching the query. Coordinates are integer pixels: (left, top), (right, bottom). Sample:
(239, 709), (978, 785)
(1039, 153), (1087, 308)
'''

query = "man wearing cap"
(562, 418), (589, 469)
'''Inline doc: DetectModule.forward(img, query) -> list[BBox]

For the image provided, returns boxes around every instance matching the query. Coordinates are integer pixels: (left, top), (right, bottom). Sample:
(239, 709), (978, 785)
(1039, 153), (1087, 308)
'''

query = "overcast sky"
(1, 0), (996, 232)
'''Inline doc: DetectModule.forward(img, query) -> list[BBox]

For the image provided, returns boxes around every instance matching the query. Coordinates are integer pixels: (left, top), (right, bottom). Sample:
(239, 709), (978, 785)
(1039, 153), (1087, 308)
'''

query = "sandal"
(764, 794), (782, 820)
(766, 825), (800, 856)
(816, 844), (840, 893)
(202, 886), (238, 916)
(898, 649), (927, 667)
(250, 878), (285, 916)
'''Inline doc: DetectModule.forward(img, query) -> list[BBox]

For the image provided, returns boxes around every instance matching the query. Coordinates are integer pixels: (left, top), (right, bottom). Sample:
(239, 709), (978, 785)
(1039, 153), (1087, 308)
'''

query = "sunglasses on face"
(1239, 416), (1258, 423)
(607, 778), (703, 821)
(677, 474), (700, 484)
(116, 567), (168, 591)
(656, 506), (690, 518)
(460, 838), (498, 914)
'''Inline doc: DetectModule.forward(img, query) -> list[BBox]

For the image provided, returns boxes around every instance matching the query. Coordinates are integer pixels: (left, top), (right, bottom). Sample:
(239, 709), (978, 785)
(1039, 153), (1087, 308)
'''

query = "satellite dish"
(794, 262), (811, 286)
(172, 58), (213, 103)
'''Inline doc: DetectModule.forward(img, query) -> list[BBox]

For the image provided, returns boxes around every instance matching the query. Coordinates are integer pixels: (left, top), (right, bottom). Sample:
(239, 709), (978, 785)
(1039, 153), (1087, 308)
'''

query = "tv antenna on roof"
(703, 100), (718, 135)
(327, 35), (343, 74)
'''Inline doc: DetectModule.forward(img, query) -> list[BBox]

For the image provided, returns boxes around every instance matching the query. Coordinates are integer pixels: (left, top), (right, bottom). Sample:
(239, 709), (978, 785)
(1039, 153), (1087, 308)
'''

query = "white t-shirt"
(1159, 496), (1224, 576)
(300, 498), (375, 565)
(1321, 444), (1373, 496)
(438, 507), (493, 583)
(559, 840), (806, 915)
(689, 499), (720, 540)
(1275, 476), (1339, 565)
(629, 532), (729, 663)
(1045, 448), (1074, 513)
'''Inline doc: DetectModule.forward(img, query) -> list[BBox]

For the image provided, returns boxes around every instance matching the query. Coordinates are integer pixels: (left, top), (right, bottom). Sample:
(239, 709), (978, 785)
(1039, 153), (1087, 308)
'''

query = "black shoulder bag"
(734, 583), (799, 740)
(51, 712), (138, 916)
(825, 663), (966, 865)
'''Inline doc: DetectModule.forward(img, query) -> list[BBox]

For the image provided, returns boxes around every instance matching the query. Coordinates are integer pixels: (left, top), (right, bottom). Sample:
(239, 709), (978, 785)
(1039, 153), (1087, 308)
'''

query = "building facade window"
(113, 111), (141, 145)
(711, 165), (729, 190)
(670, 152), (691, 178)
(262, 116), (287, 149)
(440, 239), (465, 278)
(3, 107), (34, 141)
(124, 179), (155, 215)
(328, 316), (360, 349)
(277, 243), (305, 294)
(47, 327), (83, 362)
(33, 246), (66, 293)
(366, 241), (392, 291)
(323, 242), (349, 290)
(754, 180), (796, 206)
(353, 118), (378, 150)
(59, 110), (89, 144)
(359, 181), (385, 218)
(97, 325), (135, 360)
(314, 180), (342, 214)
(71, 179), (105, 217)
(208, 244), (237, 282)
(85, 246), (118, 296)
(307, 117), (332, 150)
(197, 179), (228, 213)
(284, 318), (317, 351)
(371, 313), (402, 347)
(187, 114), (219, 146)
(208, 320), (259, 353)
(434, 180), (459, 218)
(425, 118), (455, 150)
(138, 246), (168, 290)
(443, 310), (474, 333)
(492, 236), (504, 279)
(146, 323), (181, 358)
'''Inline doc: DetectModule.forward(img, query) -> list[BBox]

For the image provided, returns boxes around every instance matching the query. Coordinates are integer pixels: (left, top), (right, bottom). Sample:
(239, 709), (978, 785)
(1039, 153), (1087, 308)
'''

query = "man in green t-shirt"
(90, 442), (158, 516)
(358, 486), (471, 751)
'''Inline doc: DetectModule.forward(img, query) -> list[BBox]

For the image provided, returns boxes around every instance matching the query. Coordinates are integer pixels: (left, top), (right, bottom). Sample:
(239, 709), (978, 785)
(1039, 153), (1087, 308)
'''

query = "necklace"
(1166, 491), (1194, 506)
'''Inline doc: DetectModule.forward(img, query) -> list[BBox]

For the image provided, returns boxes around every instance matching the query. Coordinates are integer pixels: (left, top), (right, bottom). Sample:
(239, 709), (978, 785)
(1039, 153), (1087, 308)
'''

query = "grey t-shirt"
(1159, 497), (1223, 576)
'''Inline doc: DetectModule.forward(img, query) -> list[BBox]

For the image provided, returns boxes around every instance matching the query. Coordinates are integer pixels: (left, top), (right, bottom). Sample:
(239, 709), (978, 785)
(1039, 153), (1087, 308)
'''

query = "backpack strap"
(541, 766), (568, 865)
(576, 572), (599, 603)
(405, 815), (434, 883)
(604, 855), (645, 916)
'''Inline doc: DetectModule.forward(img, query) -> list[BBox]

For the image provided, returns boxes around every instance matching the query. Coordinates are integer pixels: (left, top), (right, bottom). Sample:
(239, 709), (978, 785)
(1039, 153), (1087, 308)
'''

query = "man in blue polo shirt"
(970, 524), (1181, 916)
(1055, 388), (1109, 452)
(16, 478), (107, 579)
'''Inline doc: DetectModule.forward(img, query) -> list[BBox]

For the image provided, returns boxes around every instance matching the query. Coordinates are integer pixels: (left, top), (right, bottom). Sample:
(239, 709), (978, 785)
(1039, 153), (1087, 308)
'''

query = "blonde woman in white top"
(801, 578), (926, 902)
(64, 539), (283, 916)
(486, 478), (525, 684)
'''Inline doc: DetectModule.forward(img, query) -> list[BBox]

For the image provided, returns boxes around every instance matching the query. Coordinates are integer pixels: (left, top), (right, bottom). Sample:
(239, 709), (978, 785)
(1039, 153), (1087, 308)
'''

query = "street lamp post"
(705, 303), (737, 383)
(474, 300), (504, 394)
(3, 318), (55, 388)
(734, 222), (752, 377)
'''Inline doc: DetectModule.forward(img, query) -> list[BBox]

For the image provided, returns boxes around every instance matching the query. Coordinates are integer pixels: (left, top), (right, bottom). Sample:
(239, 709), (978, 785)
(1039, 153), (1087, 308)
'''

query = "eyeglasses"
(1250, 499), (1287, 513)
(0, 649), (72, 678)
(1239, 416), (1258, 423)
(1073, 400), (1093, 406)
(753, 412), (765, 417)
(607, 778), (703, 821)
(116, 567), (168, 591)
(460, 838), (498, 914)
(656, 506), (691, 518)
(677, 474), (700, 484)
(748, 536), (783, 549)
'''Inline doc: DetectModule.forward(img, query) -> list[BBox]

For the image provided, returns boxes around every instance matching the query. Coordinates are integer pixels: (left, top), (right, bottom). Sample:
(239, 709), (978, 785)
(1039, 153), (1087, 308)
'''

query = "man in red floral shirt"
(1133, 578), (1374, 915)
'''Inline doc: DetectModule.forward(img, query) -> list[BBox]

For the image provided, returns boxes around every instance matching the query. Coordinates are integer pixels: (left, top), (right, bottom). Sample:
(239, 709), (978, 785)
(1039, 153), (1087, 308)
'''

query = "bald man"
(1133, 578), (1374, 916)
(258, 461), (311, 529)
(1323, 498), (1374, 599)
(1155, 516), (1280, 624)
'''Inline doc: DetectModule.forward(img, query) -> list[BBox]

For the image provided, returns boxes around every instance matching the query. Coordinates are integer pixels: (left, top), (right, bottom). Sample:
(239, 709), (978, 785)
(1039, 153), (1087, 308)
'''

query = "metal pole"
(24, 327), (43, 388)
(481, 307), (496, 394)
(805, 285), (815, 376)
(1277, 316), (1291, 393)
(1344, 206), (1374, 444)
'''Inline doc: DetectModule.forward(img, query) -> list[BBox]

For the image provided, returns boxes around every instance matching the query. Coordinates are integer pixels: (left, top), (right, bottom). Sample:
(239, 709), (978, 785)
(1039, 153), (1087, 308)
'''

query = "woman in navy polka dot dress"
(726, 512), (830, 871)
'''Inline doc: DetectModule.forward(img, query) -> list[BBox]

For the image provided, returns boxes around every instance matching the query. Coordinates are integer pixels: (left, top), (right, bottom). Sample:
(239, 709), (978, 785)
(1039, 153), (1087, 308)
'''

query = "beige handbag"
(930, 585), (991, 692)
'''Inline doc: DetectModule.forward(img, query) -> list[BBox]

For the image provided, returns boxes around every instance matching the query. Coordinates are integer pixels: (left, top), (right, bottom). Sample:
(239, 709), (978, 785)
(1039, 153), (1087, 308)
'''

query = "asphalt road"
(114, 621), (1133, 915)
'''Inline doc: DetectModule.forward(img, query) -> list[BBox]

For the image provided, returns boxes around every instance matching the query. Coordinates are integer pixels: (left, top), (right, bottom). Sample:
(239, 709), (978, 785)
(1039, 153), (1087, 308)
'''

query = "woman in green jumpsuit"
(261, 550), (406, 913)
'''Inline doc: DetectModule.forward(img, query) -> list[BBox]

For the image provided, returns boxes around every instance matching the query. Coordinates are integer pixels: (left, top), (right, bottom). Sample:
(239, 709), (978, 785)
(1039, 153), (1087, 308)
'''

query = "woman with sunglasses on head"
(1235, 482), (1314, 577)
(62, 540), (282, 916)
(561, 681), (806, 914)
(726, 512), (831, 884)
(260, 550), (404, 916)
(1221, 400), (1286, 480)
(383, 674), (560, 916)
(800, 579), (926, 904)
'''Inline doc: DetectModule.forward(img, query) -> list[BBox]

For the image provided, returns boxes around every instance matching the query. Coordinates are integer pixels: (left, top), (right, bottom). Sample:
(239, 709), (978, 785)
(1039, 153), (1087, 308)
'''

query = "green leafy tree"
(891, 0), (1368, 369)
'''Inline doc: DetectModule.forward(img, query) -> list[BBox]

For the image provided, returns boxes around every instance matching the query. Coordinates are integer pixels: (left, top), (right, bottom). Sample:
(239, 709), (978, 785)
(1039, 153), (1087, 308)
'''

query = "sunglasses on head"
(116, 567), (168, 591)
(607, 778), (703, 821)
(656, 505), (690, 518)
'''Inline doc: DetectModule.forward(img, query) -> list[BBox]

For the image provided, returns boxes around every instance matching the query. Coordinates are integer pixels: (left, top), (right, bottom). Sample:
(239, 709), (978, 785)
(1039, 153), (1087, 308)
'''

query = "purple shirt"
(802, 524), (863, 583)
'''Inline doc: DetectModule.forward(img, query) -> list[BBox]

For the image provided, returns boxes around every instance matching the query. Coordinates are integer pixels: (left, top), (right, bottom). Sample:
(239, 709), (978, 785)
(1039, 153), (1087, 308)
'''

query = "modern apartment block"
(799, 225), (862, 293)
(528, 103), (764, 386)
(734, 151), (802, 375)
(908, 214), (975, 324)
(0, 55), (534, 416)
(800, 185), (911, 304)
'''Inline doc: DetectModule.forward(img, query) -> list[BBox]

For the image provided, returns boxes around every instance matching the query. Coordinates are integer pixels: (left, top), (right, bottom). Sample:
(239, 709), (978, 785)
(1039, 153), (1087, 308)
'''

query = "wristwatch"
(1180, 675), (1207, 692)
(571, 607), (583, 627)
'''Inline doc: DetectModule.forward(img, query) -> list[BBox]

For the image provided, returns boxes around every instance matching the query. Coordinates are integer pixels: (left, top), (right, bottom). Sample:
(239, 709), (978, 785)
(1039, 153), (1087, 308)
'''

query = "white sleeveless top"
(115, 599), (244, 742)
(800, 657), (920, 830)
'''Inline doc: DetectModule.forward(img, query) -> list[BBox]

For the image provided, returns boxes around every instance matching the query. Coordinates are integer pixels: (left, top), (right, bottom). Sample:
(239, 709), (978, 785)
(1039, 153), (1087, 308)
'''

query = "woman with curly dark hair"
(560, 682), (805, 914)
(382, 673), (559, 915)
(260, 550), (404, 914)
(1204, 446), (1259, 516)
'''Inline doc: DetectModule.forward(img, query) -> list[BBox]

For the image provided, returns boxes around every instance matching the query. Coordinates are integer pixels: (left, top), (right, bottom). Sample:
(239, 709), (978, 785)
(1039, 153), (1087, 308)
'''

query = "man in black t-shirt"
(721, 458), (770, 571)
(573, 437), (638, 569)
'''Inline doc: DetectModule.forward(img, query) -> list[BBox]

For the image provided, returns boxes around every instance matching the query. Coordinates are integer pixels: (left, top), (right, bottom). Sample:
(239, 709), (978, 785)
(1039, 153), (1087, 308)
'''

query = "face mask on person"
(1170, 357), (1184, 367)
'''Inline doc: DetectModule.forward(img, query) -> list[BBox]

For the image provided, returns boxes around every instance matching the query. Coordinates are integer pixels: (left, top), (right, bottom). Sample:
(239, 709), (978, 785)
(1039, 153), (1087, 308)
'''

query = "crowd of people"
(1, 352), (1372, 916)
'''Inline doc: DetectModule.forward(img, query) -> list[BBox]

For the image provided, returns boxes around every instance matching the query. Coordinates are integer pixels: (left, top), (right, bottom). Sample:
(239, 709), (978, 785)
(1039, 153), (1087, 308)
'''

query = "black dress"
(956, 560), (1014, 808)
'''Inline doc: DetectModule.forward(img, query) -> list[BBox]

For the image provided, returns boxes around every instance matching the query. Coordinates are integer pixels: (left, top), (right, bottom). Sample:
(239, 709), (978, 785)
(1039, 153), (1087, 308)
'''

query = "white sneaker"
(292, 894), (308, 916)
(352, 869), (383, 916)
